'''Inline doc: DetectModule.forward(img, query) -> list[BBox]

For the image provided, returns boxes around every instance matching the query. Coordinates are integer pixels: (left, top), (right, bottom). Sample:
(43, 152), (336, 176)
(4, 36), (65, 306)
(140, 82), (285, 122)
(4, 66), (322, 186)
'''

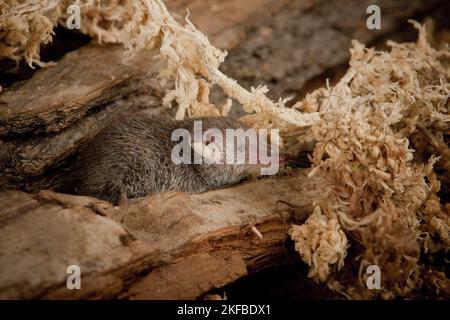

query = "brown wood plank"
(0, 171), (327, 299)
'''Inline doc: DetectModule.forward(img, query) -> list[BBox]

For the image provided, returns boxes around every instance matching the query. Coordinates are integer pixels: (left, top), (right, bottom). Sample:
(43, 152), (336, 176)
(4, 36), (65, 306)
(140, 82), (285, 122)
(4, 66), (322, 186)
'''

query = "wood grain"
(0, 171), (328, 299)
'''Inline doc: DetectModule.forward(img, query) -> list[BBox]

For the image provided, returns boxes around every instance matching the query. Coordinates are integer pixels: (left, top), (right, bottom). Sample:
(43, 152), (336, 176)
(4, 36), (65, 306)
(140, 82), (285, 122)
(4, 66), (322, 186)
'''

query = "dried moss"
(291, 22), (450, 299)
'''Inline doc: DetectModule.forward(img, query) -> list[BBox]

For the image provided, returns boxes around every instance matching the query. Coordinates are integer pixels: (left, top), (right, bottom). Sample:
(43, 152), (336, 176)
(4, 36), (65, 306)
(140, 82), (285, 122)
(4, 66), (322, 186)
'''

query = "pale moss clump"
(0, 0), (132, 67)
(1, 0), (319, 127)
(290, 22), (450, 299)
(289, 205), (349, 283)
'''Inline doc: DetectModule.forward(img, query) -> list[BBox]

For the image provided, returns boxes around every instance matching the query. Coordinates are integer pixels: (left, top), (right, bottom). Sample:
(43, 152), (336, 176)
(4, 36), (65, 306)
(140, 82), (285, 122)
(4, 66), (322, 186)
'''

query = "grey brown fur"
(69, 111), (258, 204)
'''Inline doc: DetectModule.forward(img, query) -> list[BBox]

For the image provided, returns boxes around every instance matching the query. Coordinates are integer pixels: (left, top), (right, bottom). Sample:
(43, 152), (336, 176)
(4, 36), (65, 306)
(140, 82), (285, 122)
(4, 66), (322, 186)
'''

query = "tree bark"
(0, 170), (328, 299)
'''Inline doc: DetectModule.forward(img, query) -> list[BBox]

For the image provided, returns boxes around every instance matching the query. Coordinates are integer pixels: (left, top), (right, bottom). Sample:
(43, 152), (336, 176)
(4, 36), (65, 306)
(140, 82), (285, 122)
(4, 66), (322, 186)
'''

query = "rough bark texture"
(0, 171), (327, 299)
(218, 0), (444, 104)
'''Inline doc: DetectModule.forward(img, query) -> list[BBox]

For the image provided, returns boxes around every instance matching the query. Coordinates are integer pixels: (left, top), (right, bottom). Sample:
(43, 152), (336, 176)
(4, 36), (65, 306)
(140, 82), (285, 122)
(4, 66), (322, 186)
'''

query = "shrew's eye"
(205, 135), (215, 145)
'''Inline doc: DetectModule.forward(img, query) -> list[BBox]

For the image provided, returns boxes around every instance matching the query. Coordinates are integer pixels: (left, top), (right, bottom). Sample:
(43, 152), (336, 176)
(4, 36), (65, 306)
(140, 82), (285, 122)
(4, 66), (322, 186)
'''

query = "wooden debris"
(0, 171), (327, 299)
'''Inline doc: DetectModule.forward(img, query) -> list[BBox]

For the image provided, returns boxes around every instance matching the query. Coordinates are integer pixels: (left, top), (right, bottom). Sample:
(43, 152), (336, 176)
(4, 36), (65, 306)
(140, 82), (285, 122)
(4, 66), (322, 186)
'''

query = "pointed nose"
(279, 154), (291, 164)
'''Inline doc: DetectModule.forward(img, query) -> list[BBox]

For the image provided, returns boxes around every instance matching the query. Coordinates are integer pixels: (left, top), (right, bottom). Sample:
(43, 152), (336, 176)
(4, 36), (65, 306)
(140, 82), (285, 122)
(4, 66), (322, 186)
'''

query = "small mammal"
(69, 111), (281, 204)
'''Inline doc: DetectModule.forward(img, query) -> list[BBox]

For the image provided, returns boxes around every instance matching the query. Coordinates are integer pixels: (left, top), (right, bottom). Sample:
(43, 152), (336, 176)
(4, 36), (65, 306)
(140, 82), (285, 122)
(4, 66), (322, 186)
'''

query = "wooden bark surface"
(220, 0), (444, 101)
(0, 171), (328, 299)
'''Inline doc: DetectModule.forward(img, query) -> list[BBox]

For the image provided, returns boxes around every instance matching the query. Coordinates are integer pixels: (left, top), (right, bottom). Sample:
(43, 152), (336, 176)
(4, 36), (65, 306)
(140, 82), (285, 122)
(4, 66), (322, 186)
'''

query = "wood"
(1, 83), (165, 191)
(220, 0), (444, 101)
(0, 189), (152, 299)
(0, 45), (157, 136)
(166, 0), (290, 49)
(0, 171), (328, 299)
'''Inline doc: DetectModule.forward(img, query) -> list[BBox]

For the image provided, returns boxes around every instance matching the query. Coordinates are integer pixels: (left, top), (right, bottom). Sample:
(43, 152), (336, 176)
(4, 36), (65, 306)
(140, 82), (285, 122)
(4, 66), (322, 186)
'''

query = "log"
(166, 0), (290, 50)
(0, 45), (159, 136)
(0, 75), (165, 191)
(0, 170), (329, 299)
(220, 0), (445, 101)
(0, 189), (153, 299)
